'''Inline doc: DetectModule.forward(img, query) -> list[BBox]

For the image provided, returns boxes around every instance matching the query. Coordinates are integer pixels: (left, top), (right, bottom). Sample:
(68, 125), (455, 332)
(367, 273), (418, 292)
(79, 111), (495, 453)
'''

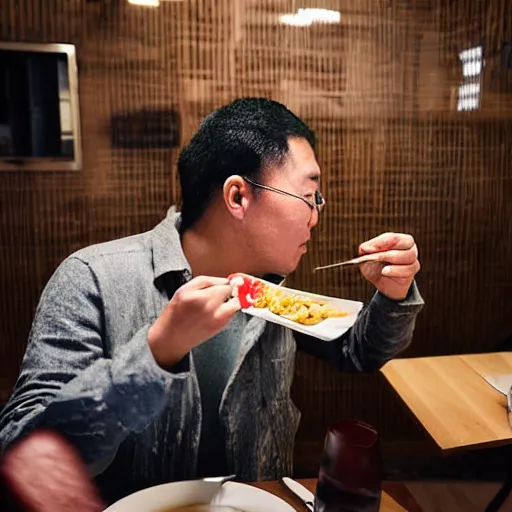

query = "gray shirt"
(194, 312), (248, 477)
(0, 207), (424, 504)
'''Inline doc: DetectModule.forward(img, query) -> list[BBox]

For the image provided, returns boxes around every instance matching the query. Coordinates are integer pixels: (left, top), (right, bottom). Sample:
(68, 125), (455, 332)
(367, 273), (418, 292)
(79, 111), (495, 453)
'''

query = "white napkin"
(483, 374), (512, 395)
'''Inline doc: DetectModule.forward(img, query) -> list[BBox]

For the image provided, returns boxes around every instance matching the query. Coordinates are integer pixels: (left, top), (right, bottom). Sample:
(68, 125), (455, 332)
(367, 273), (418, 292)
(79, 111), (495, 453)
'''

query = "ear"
(223, 175), (251, 220)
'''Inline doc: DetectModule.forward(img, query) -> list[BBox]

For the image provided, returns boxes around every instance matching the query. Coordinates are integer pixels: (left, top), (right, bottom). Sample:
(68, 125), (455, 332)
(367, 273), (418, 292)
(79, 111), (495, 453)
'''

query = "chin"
(272, 258), (302, 277)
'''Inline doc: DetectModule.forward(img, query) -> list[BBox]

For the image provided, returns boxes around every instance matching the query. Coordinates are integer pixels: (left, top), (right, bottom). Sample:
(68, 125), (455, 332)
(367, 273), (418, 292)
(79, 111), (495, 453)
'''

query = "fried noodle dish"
(229, 273), (349, 326)
(252, 285), (349, 325)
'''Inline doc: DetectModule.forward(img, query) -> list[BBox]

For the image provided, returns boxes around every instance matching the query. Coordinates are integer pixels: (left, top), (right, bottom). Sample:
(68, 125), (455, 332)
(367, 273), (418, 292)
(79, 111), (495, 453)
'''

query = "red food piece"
(228, 273), (265, 309)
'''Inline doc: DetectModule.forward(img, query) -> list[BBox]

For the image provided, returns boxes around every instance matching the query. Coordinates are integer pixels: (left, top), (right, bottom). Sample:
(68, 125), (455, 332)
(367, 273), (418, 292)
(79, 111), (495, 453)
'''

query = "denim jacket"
(0, 207), (424, 502)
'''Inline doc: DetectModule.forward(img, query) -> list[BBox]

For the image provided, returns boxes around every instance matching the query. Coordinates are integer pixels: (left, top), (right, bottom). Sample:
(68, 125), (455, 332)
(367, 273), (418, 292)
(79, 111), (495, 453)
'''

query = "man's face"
(244, 137), (323, 277)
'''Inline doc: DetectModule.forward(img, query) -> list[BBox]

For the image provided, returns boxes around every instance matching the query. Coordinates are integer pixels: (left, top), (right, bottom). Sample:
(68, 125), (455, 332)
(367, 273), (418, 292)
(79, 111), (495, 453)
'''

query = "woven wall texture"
(0, 0), (511, 465)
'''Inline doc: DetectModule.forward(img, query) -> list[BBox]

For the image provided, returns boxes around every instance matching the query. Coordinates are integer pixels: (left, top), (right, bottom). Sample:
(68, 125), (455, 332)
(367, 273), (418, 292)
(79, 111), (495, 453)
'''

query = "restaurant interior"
(0, 0), (511, 510)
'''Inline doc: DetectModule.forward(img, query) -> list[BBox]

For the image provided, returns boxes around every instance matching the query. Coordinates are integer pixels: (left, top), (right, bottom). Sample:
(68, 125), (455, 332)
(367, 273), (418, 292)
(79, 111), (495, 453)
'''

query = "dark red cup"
(314, 419), (382, 512)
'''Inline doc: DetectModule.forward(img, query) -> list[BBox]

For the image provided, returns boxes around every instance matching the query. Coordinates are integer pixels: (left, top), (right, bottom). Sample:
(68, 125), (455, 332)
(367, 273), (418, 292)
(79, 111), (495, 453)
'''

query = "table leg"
(484, 473), (512, 512)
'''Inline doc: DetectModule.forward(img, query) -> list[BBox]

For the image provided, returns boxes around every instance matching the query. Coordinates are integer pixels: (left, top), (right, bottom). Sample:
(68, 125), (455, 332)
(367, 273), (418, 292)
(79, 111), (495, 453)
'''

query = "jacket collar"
(151, 206), (191, 280)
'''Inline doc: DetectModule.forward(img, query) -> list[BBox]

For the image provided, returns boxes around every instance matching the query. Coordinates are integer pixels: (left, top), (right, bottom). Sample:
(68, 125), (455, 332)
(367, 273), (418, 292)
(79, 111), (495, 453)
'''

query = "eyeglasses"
(242, 176), (325, 214)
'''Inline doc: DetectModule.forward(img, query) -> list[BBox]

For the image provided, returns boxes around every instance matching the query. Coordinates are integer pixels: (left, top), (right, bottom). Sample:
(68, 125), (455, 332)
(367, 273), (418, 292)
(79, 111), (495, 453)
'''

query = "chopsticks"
(313, 253), (383, 273)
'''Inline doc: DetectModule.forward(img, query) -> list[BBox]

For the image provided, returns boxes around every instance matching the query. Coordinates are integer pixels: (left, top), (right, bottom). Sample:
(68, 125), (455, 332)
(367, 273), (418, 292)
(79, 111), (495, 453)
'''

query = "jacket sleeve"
(295, 281), (424, 372)
(0, 257), (190, 475)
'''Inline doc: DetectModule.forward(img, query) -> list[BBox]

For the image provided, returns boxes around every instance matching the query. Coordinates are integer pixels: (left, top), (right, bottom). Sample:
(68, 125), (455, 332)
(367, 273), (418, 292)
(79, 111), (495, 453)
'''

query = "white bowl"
(104, 480), (294, 512)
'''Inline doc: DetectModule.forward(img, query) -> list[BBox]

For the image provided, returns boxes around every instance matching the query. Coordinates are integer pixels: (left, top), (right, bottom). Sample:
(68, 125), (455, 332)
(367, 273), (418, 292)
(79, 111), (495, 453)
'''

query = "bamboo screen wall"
(1, 0), (511, 470)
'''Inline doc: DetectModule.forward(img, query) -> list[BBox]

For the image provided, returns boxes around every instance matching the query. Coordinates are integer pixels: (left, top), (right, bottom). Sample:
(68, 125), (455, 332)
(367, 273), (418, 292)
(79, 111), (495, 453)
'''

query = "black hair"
(177, 97), (316, 232)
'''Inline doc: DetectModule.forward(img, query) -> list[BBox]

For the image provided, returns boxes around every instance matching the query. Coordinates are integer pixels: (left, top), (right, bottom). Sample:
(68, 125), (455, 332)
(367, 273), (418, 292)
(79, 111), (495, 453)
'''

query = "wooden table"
(250, 479), (421, 511)
(381, 352), (512, 452)
(381, 352), (512, 511)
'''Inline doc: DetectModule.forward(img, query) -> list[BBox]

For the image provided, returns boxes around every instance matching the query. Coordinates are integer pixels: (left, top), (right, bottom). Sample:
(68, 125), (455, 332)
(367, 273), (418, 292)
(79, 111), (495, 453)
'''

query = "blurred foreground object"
(0, 429), (104, 512)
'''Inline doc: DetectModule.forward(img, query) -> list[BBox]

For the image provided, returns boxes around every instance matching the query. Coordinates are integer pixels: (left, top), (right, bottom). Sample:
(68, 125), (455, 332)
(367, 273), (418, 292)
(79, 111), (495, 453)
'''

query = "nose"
(308, 207), (320, 229)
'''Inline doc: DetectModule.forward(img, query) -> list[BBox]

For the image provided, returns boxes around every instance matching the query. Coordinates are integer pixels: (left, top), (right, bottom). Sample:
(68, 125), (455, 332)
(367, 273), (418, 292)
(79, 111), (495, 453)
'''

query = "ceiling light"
(128, 0), (159, 7)
(279, 8), (341, 27)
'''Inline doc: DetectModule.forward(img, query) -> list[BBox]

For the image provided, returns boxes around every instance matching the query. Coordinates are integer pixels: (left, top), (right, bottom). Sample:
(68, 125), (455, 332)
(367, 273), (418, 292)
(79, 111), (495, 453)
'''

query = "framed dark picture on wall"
(0, 41), (82, 171)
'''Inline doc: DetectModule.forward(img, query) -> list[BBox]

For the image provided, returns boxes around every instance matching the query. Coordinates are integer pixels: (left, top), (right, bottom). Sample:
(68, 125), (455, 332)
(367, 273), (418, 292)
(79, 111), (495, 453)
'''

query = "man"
(0, 98), (423, 503)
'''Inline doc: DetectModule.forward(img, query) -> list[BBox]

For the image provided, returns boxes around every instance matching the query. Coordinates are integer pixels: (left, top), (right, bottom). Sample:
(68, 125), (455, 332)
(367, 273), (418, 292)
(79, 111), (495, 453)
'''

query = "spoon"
(202, 474), (236, 485)
(208, 474), (237, 505)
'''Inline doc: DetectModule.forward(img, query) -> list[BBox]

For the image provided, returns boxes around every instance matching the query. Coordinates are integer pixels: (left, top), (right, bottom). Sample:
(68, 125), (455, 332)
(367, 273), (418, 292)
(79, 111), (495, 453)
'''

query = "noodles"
(252, 285), (348, 325)
(228, 273), (348, 325)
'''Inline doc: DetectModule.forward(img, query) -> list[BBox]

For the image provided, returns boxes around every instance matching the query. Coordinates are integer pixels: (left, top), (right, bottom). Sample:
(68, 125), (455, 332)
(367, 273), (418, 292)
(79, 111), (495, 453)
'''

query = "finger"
(184, 284), (233, 306)
(381, 261), (421, 278)
(182, 275), (229, 291)
(359, 233), (415, 254)
(375, 245), (418, 265)
(214, 297), (242, 323)
(359, 261), (385, 282)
